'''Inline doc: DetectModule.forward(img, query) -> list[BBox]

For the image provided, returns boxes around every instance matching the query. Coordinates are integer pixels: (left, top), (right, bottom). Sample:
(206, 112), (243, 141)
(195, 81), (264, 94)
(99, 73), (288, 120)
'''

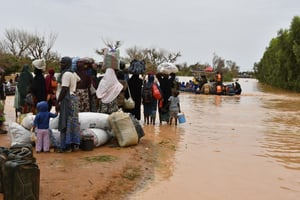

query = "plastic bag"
(152, 83), (162, 100)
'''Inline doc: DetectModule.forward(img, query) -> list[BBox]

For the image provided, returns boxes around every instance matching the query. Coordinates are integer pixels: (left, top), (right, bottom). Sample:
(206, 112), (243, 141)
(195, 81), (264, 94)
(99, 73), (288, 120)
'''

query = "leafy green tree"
(255, 16), (300, 91)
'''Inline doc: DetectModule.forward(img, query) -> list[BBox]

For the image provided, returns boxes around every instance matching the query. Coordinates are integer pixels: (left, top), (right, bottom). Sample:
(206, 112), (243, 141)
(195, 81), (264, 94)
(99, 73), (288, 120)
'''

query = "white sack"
(80, 128), (110, 147)
(49, 115), (59, 129)
(21, 113), (35, 130)
(79, 112), (110, 130)
(8, 122), (32, 146)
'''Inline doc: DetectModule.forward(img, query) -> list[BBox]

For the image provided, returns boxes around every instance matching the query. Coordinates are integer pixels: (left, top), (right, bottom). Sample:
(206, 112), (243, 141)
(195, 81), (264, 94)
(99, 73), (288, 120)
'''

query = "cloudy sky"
(0, 0), (299, 71)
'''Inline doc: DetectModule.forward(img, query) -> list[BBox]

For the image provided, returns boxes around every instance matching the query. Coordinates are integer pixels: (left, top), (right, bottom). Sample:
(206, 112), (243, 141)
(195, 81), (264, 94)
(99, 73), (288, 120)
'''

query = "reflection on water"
(133, 78), (300, 200)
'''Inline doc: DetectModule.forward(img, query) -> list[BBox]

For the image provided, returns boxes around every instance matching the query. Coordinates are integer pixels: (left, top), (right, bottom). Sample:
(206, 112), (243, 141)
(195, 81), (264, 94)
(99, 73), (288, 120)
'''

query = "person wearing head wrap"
(45, 68), (57, 111)
(96, 68), (123, 114)
(156, 73), (171, 124)
(56, 56), (81, 153)
(32, 61), (47, 112)
(17, 64), (33, 113)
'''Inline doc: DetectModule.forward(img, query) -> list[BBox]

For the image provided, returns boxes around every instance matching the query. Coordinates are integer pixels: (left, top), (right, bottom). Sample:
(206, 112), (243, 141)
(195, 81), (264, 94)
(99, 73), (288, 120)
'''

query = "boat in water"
(179, 69), (242, 96)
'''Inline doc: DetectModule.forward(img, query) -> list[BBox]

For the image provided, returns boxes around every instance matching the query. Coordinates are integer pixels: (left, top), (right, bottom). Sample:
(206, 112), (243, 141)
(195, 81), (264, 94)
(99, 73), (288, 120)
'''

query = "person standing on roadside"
(125, 74), (143, 120)
(17, 64), (33, 113)
(55, 57), (81, 153)
(45, 68), (57, 111)
(168, 91), (181, 126)
(33, 101), (58, 153)
(75, 59), (91, 112)
(0, 70), (7, 134)
(31, 59), (47, 113)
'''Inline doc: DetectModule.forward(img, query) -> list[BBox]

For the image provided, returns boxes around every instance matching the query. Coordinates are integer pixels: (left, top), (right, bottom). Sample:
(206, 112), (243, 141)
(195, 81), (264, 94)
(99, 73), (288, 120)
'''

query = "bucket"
(80, 135), (94, 151)
(178, 113), (186, 124)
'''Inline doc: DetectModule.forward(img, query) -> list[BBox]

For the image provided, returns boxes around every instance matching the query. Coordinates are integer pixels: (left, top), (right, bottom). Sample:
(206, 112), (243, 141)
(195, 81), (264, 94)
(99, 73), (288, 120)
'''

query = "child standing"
(33, 101), (57, 153)
(168, 91), (181, 126)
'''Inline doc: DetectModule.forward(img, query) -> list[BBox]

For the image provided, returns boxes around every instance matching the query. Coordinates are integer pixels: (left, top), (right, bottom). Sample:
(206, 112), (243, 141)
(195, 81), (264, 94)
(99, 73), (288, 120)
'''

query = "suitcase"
(108, 111), (138, 147)
(3, 159), (40, 200)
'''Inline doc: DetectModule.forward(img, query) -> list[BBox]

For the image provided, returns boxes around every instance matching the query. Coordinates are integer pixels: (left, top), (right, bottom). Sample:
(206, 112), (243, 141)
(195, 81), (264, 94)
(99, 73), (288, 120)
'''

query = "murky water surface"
(132, 78), (300, 200)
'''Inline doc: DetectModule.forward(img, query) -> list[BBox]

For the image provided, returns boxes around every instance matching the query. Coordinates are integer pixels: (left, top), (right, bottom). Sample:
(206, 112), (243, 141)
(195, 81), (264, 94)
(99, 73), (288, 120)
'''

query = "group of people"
(8, 56), (183, 153)
(180, 71), (242, 95)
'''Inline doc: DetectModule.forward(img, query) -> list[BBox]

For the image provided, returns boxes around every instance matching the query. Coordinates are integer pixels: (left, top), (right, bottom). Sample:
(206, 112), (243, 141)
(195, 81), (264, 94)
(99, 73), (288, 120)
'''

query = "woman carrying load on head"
(156, 72), (172, 124)
(31, 59), (47, 113)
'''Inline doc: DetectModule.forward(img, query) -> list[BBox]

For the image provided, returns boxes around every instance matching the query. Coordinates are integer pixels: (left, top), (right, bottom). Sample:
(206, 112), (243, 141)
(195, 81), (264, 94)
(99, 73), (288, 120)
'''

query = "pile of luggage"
(9, 111), (145, 150)
(0, 144), (39, 200)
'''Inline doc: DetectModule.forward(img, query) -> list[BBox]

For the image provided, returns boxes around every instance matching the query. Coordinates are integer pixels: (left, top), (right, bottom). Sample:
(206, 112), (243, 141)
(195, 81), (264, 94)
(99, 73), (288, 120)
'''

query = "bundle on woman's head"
(32, 59), (46, 70)
(60, 57), (72, 67)
(103, 48), (120, 70)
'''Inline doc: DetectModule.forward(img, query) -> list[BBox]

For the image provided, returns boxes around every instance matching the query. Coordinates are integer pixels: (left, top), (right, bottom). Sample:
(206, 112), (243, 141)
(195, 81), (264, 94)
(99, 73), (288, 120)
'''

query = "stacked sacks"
(8, 112), (112, 149)
(8, 111), (145, 149)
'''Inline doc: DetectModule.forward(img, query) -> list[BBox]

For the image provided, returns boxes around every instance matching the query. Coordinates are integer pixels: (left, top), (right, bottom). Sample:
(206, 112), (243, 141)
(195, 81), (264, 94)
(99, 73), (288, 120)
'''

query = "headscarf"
(32, 59), (46, 70)
(57, 57), (73, 84)
(96, 68), (123, 103)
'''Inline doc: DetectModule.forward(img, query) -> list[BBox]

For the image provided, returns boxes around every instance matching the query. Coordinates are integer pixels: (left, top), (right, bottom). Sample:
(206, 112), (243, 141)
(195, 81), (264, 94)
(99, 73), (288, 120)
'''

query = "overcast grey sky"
(0, 0), (299, 71)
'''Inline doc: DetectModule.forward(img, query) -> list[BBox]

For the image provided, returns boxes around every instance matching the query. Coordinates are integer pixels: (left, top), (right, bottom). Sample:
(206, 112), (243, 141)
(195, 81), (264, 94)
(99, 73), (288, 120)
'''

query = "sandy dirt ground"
(0, 96), (180, 200)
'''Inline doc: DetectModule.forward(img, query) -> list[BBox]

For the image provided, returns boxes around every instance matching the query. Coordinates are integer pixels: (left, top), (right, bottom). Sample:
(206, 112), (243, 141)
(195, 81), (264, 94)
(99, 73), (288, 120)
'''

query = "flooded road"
(132, 78), (300, 200)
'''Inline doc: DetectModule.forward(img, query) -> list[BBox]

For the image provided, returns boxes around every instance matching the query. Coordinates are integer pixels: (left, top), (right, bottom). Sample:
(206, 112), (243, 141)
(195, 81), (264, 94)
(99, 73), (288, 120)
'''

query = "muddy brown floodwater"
(0, 78), (300, 200)
(132, 78), (300, 200)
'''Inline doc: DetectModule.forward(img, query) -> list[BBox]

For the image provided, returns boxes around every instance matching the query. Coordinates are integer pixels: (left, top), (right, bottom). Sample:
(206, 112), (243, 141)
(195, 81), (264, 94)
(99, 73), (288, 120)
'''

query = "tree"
(125, 46), (181, 73)
(255, 16), (300, 91)
(212, 53), (225, 72)
(27, 32), (59, 60)
(0, 28), (58, 60)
